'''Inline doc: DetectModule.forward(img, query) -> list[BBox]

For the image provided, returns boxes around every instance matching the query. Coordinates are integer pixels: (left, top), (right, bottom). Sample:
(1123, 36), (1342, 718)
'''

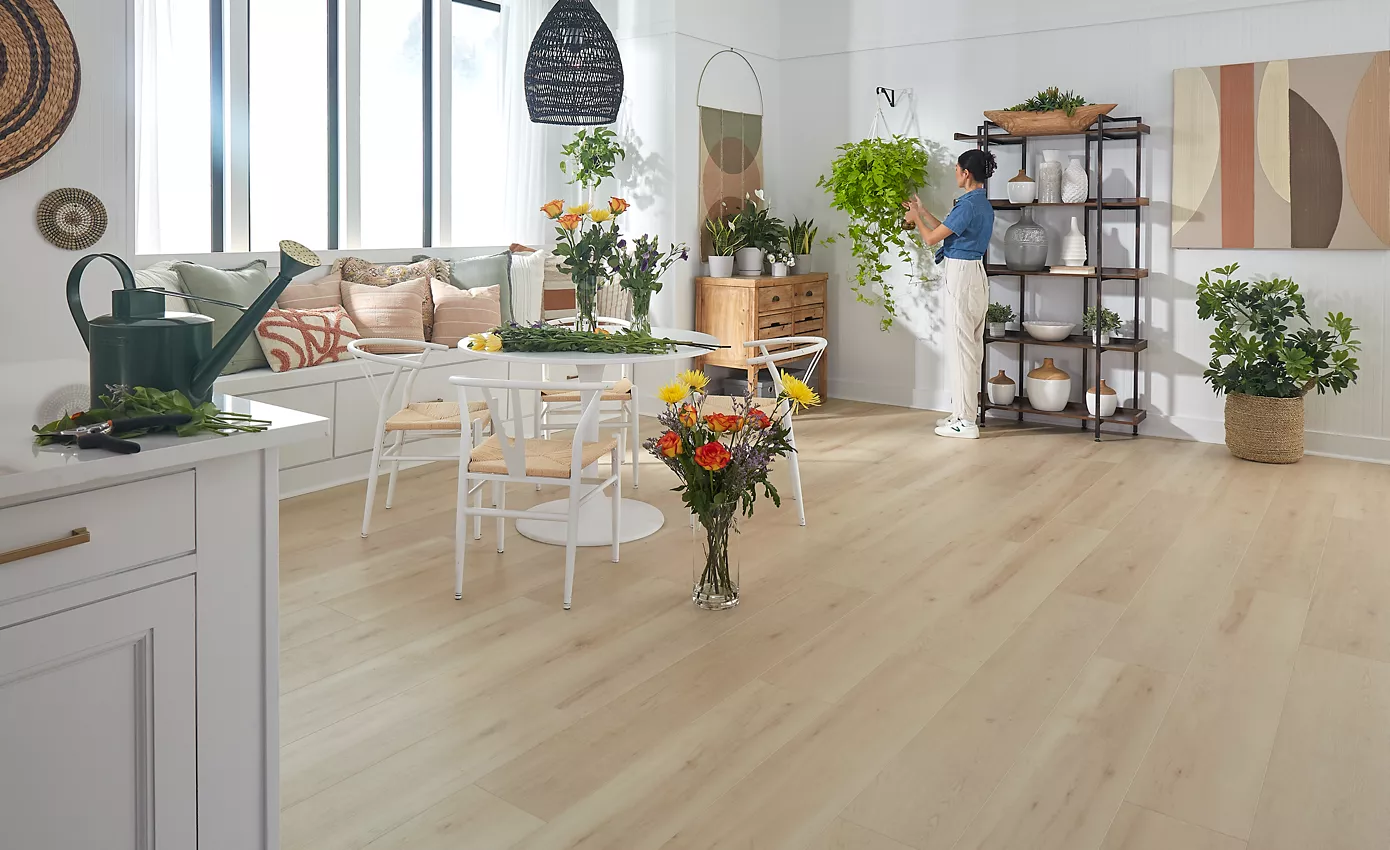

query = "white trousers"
(944, 258), (988, 422)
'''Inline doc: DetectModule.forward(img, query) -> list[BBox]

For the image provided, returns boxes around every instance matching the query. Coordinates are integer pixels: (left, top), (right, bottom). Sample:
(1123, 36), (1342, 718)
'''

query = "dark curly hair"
(958, 149), (998, 184)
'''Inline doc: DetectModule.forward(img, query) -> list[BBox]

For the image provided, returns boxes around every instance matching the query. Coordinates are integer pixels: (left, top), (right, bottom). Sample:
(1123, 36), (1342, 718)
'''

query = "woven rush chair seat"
(385, 401), (491, 432)
(540, 377), (634, 403)
(468, 435), (620, 479)
(700, 396), (783, 415)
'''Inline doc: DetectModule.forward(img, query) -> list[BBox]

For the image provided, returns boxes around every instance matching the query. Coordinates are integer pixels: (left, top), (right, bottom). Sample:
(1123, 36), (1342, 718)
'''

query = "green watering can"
(67, 240), (321, 408)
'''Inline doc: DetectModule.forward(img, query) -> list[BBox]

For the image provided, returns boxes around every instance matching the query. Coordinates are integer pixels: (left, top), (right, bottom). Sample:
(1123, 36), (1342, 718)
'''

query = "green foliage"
(493, 324), (717, 354)
(986, 302), (1015, 324)
(34, 386), (270, 445)
(789, 217), (818, 255)
(816, 135), (931, 330)
(1082, 305), (1122, 333)
(559, 127), (626, 190)
(705, 216), (745, 257)
(732, 195), (787, 253)
(1195, 263), (1360, 398)
(1006, 87), (1092, 116)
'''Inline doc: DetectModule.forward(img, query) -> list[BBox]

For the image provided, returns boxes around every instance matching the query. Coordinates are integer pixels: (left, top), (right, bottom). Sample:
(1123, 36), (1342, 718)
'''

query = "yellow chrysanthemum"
(566, 203), (591, 216)
(657, 380), (690, 405)
(780, 374), (820, 410)
(678, 370), (710, 392)
(588, 208), (612, 223)
(465, 332), (503, 353)
(484, 334), (503, 352)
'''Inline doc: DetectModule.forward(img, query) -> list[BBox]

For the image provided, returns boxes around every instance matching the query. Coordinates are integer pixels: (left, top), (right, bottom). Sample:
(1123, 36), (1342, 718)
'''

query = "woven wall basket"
(1224, 392), (1305, 464)
(0, 0), (82, 180)
(983, 104), (1118, 137)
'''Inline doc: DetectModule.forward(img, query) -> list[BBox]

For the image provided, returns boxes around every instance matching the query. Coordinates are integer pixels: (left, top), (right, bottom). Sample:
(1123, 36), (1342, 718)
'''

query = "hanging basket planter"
(1224, 392), (1305, 464)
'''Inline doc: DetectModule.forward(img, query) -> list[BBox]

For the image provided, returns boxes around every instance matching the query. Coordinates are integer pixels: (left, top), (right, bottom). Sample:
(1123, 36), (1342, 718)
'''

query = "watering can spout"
(189, 241), (321, 402)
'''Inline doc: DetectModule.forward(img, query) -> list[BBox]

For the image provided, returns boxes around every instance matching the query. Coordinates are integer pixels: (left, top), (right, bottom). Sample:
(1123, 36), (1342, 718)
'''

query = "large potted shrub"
(817, 135), (930, 330)
(1196, 263), (1360, 463)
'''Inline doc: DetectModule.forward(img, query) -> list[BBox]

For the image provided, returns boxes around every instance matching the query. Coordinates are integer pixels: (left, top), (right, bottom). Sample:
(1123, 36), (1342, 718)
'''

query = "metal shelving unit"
(957, 114), (1150, 441)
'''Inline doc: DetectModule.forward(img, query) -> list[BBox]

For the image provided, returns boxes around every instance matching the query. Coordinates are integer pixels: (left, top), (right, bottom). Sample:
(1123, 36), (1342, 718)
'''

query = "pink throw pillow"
(277, 272), (342, 311)
(340, 277), (429, 354)
(430, 282), (502, 347)
(255, 307), (361, 372)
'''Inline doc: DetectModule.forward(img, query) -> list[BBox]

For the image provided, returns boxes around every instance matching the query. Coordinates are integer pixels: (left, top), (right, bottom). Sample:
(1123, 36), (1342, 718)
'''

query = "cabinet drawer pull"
(771, 295), (781, 302)
(0, 528), (92, 566)
(805, 290), (814, 297)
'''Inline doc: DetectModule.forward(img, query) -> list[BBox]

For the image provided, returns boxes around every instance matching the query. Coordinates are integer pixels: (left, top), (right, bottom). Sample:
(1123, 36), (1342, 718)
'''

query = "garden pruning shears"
(37, 414), (195, 455)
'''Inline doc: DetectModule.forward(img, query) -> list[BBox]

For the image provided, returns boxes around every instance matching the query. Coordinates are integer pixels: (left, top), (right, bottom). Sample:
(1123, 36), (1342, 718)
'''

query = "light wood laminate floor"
(278, 400), (1390, 850)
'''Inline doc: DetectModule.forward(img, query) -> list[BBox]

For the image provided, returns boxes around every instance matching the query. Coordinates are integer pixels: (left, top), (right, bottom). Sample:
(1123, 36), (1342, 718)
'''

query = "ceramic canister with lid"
(1026, 357), (1071, 412)
(1006, 169), (1037, 204)
(987, 370), (1017, 406)
(1086, 379), (1118, 417)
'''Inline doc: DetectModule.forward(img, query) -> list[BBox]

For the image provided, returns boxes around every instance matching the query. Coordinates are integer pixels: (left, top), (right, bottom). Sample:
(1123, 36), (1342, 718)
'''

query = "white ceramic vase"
(1026, 358), (1072, 412)
(708, 256), (735, 277)
(1086, 380), (1119, 417)
(735, 247), (764, 275)
(1062, 156), (1089, 203)
(987, 371), (1017, 406)
(771, 262), (789, 277)
(1061, 217), (1088, 266)
(1037, 150), (1064, 203)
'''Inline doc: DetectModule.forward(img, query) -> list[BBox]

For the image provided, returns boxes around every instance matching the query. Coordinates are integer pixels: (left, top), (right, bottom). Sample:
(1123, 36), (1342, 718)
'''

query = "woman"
(904, 149), (997, 439)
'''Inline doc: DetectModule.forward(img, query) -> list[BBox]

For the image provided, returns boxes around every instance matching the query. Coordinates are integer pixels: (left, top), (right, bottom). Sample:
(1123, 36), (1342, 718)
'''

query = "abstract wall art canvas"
(1173, 51), (1390, 249)
(699, 107), (763, 258)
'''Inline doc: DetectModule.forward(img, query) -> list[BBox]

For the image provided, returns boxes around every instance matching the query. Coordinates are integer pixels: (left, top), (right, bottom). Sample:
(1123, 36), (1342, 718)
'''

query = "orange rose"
(557, 213), (582, 232)
(694, 441), (732, 471)
(540, 199), (565, 219)
(656, 430), (683, 458)
(609, 197), (630, 215)
(704, 413), (742, 433)
(678, 403), (699, 428)
(745, 408), (771, 430)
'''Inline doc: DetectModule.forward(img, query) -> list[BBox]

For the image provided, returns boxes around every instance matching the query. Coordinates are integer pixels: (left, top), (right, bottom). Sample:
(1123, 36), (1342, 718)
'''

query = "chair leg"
(630, 395), (640, 489)
(473, 480), (483, 541)
(385, 432), (405, 509)
(564, 486), (580, 610)
(535, 397), (545, 492)
(494, 482), (506, 553)
(787, 428), (806, 527)
(361, 433), (386, 538)
(610, 448), (621, 564)
(454, 472), (469, 600)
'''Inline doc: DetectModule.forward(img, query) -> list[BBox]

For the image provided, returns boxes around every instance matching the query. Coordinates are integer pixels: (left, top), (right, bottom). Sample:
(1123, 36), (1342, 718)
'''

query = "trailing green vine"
(559, 127), (626, 196)
(817, 135), (931, 330)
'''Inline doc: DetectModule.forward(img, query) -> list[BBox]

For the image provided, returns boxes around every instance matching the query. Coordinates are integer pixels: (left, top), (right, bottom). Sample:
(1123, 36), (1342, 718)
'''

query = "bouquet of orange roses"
(541, 196), (630, 332)
(646, 370), (821, 608)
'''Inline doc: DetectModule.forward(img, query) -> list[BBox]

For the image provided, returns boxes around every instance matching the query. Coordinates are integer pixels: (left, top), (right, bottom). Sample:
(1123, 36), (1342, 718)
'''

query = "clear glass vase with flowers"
(611, 234), (689, 334)
(541, 197), (630, 332)
(646, 370), (821, 609)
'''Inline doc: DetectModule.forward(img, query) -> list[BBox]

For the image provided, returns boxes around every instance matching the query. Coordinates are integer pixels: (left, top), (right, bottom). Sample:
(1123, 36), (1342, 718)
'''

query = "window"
(135, 0), (505, 255)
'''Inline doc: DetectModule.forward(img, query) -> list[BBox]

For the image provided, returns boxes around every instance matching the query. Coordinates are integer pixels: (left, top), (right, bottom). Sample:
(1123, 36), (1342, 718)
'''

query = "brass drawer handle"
(805, 290), (815, 297)
(0, 528), (92, 566)
(771, 295), (781, 302)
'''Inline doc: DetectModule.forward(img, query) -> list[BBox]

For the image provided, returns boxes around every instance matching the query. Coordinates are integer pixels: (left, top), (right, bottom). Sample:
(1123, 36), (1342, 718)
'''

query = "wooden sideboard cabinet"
(694, 273), (829, 394)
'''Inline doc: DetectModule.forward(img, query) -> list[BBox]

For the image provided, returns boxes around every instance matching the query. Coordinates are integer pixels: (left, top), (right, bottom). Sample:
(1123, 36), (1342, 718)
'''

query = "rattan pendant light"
(524, 0), (624, 126)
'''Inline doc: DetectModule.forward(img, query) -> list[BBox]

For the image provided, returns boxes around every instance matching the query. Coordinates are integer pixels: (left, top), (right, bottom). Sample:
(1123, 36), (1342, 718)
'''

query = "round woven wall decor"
(37, 188), (106, 250)
(0, 0), (82, 180)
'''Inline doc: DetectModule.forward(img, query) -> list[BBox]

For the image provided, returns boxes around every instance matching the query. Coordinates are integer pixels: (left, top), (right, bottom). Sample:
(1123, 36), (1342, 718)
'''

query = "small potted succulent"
(986, 302), (1015, 339)
(1082, 305), (1122, 345)
(705, 216), (744, 278)
(789, 216), (817, 272)
(767, 249), (796, 278)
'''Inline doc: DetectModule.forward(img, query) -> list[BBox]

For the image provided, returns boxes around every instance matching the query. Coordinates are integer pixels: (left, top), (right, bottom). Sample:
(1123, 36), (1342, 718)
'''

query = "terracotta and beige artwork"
(699, 107), (764, 258)
(1173, 51), (1390, 249)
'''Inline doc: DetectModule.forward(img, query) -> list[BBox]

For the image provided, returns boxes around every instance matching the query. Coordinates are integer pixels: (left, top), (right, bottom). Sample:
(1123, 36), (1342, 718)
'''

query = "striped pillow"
(430, 282), (501, 347)
(340, 278), (429, 354)
(276, 272), (342, 311)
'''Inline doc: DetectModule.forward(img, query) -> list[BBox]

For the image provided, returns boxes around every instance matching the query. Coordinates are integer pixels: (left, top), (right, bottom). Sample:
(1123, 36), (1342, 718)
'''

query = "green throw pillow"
(415, 252), (513, 323)
(174, 260), (274, 374)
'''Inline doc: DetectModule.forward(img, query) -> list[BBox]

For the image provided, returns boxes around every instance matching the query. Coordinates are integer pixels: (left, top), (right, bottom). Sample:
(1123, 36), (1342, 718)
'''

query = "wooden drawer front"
(790, 305), (824, 325)
(0, 472), (196, 606)
(758, 285), (795, 313)
(758, 312), (796, 337)
(794, 320), (825, 337)
(794, 279), (826, 306)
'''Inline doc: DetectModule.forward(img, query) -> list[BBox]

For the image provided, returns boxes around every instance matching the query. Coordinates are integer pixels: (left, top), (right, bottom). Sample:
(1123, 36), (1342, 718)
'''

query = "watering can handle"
(67, 253), (137, 351)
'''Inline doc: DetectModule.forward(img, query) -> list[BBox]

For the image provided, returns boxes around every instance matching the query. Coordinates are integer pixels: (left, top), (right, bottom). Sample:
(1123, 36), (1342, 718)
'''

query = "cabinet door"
(0, 577), (197, 850)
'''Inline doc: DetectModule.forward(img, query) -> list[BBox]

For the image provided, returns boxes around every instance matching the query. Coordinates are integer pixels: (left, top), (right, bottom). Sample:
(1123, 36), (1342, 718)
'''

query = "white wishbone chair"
(348, 339), (490, 538)
(450, 374), (622, 610)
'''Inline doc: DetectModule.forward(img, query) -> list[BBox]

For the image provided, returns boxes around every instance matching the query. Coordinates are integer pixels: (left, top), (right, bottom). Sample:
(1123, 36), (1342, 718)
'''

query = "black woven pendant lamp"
(524, 0), (624, 126)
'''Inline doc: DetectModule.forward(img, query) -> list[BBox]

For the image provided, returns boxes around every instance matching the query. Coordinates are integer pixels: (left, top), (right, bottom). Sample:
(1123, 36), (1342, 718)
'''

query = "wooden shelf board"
(979, 397), (1147, 426)
(991, 198), (1149, 210)
(985, 264), (1149, 280)
(986, 331), (1148, 353)
(954, 123), (1151, 145)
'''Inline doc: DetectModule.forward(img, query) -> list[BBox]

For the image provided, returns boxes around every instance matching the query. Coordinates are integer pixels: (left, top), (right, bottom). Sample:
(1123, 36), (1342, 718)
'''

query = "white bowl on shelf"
(1022, 321), (1075, 342)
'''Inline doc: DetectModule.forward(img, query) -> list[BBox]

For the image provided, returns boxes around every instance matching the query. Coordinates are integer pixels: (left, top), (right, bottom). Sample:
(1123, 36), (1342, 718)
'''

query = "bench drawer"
(793, 279), (826, 306)
(0, 472), (197, 606)
(758, 285), (795, 313)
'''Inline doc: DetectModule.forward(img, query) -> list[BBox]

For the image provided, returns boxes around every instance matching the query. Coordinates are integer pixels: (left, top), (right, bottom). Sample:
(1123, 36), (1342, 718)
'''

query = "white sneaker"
(935, 419), (980, 439)
(936, 414), (959, 427)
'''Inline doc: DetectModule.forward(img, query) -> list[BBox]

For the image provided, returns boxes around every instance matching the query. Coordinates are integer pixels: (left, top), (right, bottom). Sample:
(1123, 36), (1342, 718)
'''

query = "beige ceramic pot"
(1026, 358), (1071, 412)
(1086, 379), (1118, 417)
(987, 370), (1016, 406)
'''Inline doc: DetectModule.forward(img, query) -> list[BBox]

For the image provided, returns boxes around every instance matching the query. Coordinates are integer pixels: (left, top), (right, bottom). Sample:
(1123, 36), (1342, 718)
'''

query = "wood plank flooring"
(278, 400), (1390, 850)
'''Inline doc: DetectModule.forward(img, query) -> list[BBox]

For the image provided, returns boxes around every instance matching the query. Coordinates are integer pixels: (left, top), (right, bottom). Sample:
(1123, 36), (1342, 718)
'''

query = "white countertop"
(0, 360), (329, 504)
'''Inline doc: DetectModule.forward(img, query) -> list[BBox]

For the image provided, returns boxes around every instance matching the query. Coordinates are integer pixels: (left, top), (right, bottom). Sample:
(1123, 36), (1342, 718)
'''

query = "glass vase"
(630, 288), (652, 335)
(574, 273), (600, 333)
(692, 504), (740, 610)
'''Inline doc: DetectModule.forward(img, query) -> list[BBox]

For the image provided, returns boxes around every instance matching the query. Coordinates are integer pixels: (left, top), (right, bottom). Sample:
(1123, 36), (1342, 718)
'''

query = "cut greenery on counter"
(34, 386), (271, 445)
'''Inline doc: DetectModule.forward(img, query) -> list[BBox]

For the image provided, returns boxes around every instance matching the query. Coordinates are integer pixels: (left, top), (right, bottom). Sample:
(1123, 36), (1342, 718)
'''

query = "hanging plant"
(817, 135), (931, 330)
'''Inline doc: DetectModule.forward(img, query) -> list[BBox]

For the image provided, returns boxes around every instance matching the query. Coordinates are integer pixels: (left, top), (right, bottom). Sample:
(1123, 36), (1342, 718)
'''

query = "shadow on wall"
(615, 116), (668, 214)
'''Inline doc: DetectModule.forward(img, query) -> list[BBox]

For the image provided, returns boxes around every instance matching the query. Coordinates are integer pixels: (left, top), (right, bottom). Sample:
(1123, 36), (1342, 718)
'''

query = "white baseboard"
(1305, 430), (1390, 465)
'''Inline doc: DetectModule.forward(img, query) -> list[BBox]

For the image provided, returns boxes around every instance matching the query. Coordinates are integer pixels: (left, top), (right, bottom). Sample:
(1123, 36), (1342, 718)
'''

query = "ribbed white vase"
(1062, 157), (1089, 203)
(1061, 217), (1088, 266)
(1037, 150), (1064, 204)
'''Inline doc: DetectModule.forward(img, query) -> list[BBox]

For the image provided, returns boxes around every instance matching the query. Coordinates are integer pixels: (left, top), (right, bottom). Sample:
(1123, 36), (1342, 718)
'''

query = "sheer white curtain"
(500, 0), (552, 246)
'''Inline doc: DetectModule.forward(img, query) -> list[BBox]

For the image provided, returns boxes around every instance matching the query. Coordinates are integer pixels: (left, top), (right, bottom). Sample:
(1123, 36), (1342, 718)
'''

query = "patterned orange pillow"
(332, 256), (450, 338)
(255, 307), (361, 372)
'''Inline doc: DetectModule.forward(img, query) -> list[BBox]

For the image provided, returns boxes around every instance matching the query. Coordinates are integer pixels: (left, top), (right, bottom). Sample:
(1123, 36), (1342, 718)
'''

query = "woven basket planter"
(983, 104), (1119, 137)
(1224, 392), (1304, 464)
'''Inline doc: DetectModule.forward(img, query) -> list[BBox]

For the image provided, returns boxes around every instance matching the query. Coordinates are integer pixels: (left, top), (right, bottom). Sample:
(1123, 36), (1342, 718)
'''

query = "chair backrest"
(744, 336), (827, 398)
(348, 339), (463, 420)
(450, 375), (614, 478)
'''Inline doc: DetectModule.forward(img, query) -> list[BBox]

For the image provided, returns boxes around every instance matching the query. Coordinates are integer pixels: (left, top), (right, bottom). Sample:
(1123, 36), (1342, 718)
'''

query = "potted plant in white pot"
(767, 249), (796, 278)
(1197, 262), (1360, 464)
(705, 216), (743, 278)
(1082, 305), (1122, 345)
(790, 216), (817, 272)
(732, 192), (786, 275)
(986, 302), (1014, 339)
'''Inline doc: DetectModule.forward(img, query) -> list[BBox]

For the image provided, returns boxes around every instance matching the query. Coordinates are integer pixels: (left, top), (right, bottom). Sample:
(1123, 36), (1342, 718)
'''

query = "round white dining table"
(460, 327), (721, 546)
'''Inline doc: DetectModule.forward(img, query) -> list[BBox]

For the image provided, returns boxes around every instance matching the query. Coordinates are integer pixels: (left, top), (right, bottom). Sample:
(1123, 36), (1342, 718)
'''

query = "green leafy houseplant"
(1196, 263), (1360, 398)
(705, 217), (744, 257)
(1007, 87), (1092, 115)
(789, 217), (818, 255)
(559, 127), (626, 198)
(986, 302), (1015, 324)
(817, 135), (931, 330)
(1082, 306), (1122, 335)
(732, 194), (787, 253)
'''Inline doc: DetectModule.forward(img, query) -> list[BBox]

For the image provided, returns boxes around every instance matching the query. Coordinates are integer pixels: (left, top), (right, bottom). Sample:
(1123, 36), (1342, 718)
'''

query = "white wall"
(779, 0), (1390, 461)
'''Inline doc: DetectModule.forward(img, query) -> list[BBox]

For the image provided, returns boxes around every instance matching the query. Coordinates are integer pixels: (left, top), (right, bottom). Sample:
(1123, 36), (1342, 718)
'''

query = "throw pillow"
(340, 277), (430, 354)
(333, 256), (449, 338)
(174, 260), (274, 374)
(133, 260), (193, 313)
(415, 251), (514, 324)
(430, 282), (501, 347)
(277, 272), (342, 311)
(507, 248), (548, 325)
(255, 307), (360, 372)
(541, 251), (577, 321)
